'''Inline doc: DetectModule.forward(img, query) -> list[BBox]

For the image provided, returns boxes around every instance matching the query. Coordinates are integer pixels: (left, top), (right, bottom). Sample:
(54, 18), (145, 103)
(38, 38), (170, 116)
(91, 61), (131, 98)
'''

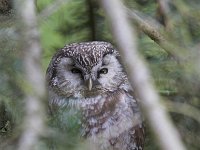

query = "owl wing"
(129, 124), (145, 150)
(126, 90), (145, 150)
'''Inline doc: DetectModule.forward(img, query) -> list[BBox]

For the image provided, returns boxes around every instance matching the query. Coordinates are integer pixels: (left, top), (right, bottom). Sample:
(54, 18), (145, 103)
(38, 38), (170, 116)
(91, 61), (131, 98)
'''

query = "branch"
(156, 0), (171, 27)
(165, 100), (200, 124)
(15, 0), (46, 150)
(127, 8), (189, 62)
(127, 8), (200, 85)
(99, 0), (186, 150)
(87, 0), (96, 40)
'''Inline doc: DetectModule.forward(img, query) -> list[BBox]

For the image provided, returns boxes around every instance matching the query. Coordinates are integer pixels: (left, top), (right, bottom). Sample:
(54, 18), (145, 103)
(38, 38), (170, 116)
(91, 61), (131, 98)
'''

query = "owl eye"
(99, 68), (108, 74)
(71, 68), (82, 74)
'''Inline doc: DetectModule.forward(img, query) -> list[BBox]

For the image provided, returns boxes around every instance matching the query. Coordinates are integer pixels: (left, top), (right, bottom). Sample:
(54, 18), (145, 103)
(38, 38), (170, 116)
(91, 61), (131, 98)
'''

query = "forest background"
(0, 0), (200, 150)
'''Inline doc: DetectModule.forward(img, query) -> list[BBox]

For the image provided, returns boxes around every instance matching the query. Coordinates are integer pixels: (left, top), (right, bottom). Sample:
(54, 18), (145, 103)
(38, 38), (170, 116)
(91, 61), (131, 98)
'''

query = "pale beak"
(88, 77), (93, 91)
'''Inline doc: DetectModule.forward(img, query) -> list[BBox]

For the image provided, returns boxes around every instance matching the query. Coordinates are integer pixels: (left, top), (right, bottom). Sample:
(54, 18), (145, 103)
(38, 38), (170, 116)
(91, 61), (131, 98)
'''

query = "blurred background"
(0, 0), (200, 149)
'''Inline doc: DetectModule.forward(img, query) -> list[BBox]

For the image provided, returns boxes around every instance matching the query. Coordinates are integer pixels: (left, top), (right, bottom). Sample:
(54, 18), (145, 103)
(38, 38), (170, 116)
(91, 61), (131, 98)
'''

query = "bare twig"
(127, 8), (189, 61)
(156, 0), (171, 27)
(99, 0), (186, 150)
(127, 8), (200, 82)
(87, 0), (96, 40)
(172, 0), (200, 20)
(165, 100), (200, 124)
(15, 0), (46, 150)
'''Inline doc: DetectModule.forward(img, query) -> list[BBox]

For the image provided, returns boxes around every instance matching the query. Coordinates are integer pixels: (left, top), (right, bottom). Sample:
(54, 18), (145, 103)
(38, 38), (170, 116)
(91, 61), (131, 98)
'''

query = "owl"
(46, 41), (145, 150)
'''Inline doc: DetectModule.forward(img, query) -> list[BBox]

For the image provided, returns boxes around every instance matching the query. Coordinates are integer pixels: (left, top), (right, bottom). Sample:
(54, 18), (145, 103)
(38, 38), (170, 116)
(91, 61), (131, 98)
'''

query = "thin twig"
(99, 0), (186, 150)
(127, 8), (189, 62)
(156, 0), (171, 27)
(165, 100), (200, 124)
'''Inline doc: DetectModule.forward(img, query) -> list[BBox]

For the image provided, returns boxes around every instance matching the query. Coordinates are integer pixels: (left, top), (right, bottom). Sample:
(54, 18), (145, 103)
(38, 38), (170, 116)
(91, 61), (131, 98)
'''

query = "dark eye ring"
(99, 68), (108, 74)
(71, 68), (82, 74)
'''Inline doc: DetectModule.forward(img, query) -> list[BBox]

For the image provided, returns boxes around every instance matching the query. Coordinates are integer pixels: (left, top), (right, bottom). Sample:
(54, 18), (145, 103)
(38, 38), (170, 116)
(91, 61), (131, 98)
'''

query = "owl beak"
(88, 77), (93, 91)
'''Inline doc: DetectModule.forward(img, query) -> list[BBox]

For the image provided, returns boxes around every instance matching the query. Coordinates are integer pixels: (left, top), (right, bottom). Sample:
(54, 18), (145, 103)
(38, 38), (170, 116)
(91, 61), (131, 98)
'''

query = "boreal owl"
(46, 41), (145, 150)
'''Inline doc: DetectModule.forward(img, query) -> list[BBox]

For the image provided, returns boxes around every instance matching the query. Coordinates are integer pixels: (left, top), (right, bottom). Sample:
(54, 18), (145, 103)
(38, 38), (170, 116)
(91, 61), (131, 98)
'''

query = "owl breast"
(64, 89), (143, 150)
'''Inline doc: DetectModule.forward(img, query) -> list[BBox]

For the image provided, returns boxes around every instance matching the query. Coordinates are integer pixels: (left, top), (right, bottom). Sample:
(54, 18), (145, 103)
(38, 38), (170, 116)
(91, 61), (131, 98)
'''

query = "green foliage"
(39, 0), (91, 69)
(46, 107), (83, 150)
(38, 0), (112, 69)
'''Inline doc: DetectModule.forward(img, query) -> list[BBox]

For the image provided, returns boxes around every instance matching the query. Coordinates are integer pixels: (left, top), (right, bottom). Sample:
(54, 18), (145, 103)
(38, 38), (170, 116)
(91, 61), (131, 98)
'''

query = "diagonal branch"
(99, 0), (186, 150)
(126, 8), (189, 62)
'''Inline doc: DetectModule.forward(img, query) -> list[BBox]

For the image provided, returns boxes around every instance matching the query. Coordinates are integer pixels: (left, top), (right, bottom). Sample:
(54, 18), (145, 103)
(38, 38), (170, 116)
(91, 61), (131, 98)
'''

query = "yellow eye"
(99, 68), (108, 74)
(71, 68), (82, 74)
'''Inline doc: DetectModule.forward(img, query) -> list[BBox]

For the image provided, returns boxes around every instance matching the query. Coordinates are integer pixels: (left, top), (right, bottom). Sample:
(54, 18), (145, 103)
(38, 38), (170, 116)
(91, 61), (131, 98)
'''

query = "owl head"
(46, 41), (130, 98)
